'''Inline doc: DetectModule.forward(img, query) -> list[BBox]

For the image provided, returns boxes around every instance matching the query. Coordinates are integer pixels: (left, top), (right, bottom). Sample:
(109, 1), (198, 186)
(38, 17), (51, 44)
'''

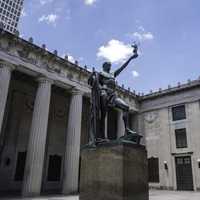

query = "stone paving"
(1, 196), (79, 200)
(149, 189), (200, 200)
(1, 190), (200, 200)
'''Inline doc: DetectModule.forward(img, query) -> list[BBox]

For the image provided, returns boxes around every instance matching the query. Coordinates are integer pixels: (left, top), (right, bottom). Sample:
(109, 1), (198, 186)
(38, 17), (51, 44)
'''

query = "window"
(148, 157), (159, 183)
(172, 105), (186, 121)
(175, 128), (187, 148)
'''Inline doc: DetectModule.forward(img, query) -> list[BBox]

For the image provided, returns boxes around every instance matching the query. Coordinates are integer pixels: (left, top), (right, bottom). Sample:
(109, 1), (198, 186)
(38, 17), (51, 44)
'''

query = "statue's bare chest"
(100, 72), (116, 89)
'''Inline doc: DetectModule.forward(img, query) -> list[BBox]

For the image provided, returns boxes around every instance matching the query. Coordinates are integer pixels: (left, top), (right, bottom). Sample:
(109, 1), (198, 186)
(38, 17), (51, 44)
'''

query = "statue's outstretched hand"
(131, 43), (138, 59)
(131, 53), (138, 59)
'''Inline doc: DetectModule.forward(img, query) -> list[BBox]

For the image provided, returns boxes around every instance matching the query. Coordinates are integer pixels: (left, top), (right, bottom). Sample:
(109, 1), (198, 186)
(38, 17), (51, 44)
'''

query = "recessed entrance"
(175, 156), (193, 191)
(14, 151), (27, 181)
(47, 155), (62, 182)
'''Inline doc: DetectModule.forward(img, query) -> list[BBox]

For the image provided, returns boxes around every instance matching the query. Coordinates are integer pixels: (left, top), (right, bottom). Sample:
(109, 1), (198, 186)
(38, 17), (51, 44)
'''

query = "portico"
(0, 31), (139, 198)
(0, 66), (88, 197)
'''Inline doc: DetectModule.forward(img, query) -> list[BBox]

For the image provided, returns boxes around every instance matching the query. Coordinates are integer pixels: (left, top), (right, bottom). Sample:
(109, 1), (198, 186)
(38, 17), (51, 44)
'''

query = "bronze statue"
(88, 44), (142, 146)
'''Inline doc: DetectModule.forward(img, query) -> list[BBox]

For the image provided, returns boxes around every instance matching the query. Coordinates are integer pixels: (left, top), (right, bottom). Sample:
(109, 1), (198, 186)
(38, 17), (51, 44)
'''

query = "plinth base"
(80, 142), (148, 200)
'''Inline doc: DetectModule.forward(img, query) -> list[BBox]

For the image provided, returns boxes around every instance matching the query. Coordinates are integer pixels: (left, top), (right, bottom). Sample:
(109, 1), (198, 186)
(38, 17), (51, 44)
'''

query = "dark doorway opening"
(14, 151), (27, 181)
(148, 157), (159, 183)
(175, 156), (194, 191)
(47, 155), (62, 182)
(42, 154), (63, 195)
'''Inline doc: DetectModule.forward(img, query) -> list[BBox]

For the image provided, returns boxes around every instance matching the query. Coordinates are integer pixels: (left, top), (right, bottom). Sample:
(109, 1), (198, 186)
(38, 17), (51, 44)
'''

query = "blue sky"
(19, 0), (200, 94)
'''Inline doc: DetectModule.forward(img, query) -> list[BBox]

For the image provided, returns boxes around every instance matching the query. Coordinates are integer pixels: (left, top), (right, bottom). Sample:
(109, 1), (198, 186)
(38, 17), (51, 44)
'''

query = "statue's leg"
(123, 109), (129, 130)
(100, 110), (106, 139)
(114, 97), (130, 131)
(99, 94), (108, 139)
(114, 97), (142, 144)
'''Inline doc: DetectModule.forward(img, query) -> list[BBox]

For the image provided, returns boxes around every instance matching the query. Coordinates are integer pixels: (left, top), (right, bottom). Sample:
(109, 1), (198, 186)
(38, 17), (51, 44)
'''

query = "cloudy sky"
(19, 0), (200, 94)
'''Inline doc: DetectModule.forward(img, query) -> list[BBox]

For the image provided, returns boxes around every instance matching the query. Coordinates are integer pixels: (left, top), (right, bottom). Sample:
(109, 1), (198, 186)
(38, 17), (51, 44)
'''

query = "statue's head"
(102, 62), (111, 73)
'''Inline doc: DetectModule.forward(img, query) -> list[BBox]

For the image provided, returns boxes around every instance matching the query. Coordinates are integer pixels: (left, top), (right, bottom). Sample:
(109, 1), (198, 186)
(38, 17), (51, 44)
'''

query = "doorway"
(175, 156), (193, 191)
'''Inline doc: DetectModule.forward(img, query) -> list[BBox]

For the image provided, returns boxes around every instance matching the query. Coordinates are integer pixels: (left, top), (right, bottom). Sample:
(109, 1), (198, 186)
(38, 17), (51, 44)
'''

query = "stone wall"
(140, 86), (200, 191)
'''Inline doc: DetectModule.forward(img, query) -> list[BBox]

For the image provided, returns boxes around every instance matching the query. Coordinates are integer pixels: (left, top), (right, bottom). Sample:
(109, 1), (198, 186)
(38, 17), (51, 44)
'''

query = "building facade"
(139, 82), (200, 191)
(0, 0), (24, 33)
(0, 29), (200, 198)
(0, 31), (139, 197)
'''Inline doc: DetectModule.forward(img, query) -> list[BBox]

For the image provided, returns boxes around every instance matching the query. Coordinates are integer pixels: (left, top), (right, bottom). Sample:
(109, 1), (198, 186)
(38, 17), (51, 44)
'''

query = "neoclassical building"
(0, 30), (140, 197)
(0, 29), (200, 198)
(139, 81), (200, 192)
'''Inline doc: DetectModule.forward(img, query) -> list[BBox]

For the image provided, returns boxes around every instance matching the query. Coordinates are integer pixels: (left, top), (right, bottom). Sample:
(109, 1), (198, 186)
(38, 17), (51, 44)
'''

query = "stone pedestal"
(80, 143), (148, 200)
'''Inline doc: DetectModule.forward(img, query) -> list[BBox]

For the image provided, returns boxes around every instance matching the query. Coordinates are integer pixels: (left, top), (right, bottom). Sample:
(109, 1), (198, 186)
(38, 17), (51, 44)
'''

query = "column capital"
(37, 76), (54, 85)
(117, 109), (123, 114)
(0, 61), (15, 71)
(71, 88), (84, 96)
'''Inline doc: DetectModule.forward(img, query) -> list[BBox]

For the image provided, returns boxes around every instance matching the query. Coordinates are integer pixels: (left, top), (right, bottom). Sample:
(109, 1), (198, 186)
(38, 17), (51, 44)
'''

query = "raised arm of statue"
(114, 44), (138, 78)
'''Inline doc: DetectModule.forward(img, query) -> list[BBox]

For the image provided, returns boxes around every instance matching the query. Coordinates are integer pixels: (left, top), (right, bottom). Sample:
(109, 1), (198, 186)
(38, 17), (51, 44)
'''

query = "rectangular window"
(175, 128), (187, 148)
(148, 157), (159, 183)
(172, 105), (186, 121)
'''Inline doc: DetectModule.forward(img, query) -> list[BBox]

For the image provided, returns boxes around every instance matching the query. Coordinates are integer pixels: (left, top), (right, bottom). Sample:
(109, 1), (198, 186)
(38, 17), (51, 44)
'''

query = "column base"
(80, 141), (149, 200)
(22, 191), (40, 198)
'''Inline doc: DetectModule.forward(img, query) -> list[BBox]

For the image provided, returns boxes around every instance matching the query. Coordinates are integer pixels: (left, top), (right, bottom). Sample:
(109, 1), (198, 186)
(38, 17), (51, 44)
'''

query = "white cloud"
(68, 55), (75, 63)
(132, 70), (139, 78)
(84, 0), (97, 5)
(61, 53), (75, 63)
(21, 8), (27, 17)
(132, 31), (154, 41)
(142, 32), (154, 40)
(138, 25), (145, 32)
(19, 33), (25, 38)
(39, 0), (54, 5)
(38, 14), (59, 25)
(97, 39), (133, 64)
(128, 25), (154, 42)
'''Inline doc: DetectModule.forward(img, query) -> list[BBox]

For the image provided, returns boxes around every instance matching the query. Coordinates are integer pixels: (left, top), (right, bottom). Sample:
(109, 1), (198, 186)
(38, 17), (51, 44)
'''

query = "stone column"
(63, 89), (83, 195)
(22, 77), (53, 197)
(0, 62), (14, 135)
(117, 110), (125, 138)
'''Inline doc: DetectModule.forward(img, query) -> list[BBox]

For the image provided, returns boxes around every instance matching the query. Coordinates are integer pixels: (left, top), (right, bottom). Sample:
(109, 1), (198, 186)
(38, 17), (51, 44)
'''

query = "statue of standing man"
(88, 44), (142, 146)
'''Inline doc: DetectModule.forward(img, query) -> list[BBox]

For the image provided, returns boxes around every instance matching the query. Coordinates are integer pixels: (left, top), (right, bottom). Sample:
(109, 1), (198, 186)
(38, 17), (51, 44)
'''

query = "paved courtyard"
(149, 189), (200, 200)
(2, 190), (200, 200)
